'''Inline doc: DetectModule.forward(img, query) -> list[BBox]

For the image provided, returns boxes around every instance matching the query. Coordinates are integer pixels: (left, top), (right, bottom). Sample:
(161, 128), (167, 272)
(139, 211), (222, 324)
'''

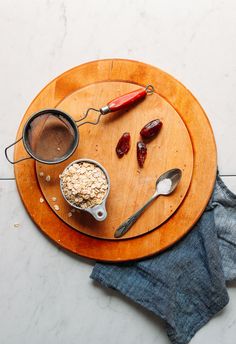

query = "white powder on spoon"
(157, 178), (172, 194)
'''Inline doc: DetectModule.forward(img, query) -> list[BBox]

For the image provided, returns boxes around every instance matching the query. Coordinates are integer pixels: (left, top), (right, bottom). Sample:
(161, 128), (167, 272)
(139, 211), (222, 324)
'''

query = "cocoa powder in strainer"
(27, 113), (75, 161)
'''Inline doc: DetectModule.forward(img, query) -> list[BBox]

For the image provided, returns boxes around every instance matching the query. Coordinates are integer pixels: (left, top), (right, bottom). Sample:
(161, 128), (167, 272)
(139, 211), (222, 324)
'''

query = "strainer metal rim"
(22, 108), (79, 164)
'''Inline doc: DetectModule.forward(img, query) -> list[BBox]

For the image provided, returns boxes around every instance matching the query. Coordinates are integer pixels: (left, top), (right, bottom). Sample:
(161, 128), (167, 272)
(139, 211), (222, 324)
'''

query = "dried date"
(116, 132), (131, 158)
(140, 119), (162, 140)
(137, 141), (147, 167)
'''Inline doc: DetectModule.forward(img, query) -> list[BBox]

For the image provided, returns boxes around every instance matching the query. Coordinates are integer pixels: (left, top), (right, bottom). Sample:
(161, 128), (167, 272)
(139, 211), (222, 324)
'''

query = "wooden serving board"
(36, 81), (193, 240)
(14, 59), (216, 261)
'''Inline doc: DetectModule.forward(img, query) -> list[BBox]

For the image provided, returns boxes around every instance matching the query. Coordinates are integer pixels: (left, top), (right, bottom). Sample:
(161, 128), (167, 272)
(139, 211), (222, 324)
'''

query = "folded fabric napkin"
(90, 175), (236, 344)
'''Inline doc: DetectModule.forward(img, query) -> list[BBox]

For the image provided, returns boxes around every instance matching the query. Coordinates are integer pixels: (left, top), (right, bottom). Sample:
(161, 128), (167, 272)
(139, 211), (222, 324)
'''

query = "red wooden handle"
(107, 88), (147, 112)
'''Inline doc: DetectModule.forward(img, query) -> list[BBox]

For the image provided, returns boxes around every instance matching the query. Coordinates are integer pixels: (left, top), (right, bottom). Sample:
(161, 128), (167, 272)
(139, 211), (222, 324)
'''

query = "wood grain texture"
(14, 59), (217, 261)
(35, 81), (193, 239)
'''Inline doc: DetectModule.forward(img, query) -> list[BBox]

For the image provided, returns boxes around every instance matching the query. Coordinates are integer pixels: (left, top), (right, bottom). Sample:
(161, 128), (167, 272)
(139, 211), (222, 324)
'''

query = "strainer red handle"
(107, 88), (147, 112)
(99, 84), (155, 115)
(76, 84), (155, 128)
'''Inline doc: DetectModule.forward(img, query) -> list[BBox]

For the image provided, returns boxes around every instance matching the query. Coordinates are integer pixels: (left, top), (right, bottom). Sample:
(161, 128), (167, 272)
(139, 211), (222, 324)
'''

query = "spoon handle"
(114, 193), (159, 238)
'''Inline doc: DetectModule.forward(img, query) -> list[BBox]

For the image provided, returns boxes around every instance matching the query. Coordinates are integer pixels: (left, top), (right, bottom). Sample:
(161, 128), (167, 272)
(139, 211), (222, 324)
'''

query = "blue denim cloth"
(90, 176), (236, 344)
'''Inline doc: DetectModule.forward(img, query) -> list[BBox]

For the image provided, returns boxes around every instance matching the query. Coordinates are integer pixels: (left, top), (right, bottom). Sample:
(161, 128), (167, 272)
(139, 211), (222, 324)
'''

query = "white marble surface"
(0, 1), (236, 343)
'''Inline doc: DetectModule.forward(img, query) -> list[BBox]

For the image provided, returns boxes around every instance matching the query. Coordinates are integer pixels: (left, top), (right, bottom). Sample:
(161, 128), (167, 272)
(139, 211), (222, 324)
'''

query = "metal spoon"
(114, 168), (182, 238)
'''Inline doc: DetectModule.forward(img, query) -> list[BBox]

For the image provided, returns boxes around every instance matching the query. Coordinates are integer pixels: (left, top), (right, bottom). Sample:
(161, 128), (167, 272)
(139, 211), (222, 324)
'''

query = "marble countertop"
(0, 1), (236, 343)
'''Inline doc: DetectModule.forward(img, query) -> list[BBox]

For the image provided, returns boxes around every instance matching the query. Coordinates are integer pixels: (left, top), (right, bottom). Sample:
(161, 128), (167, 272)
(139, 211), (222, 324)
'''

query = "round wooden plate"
(14, 59), (216, 261)
(36, 81), (193, 240)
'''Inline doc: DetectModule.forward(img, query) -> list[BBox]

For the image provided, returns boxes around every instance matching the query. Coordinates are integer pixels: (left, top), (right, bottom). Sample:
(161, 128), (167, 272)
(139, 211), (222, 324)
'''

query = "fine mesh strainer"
(5, 85), (154, 164)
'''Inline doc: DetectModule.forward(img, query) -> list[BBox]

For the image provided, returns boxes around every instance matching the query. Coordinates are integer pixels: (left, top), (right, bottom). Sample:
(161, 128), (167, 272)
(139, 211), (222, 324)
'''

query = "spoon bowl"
(156, 168), (182, 195)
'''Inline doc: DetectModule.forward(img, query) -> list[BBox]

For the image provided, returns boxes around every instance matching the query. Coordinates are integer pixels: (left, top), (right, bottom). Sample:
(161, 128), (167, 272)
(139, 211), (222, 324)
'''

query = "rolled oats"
(60, 162), (108, 209)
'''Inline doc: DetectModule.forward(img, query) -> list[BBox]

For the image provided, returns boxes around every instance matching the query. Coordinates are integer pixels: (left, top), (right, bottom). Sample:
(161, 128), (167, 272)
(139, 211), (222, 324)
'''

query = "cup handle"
(5, 137), (32, 164)
(88, 204), (107, 221)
